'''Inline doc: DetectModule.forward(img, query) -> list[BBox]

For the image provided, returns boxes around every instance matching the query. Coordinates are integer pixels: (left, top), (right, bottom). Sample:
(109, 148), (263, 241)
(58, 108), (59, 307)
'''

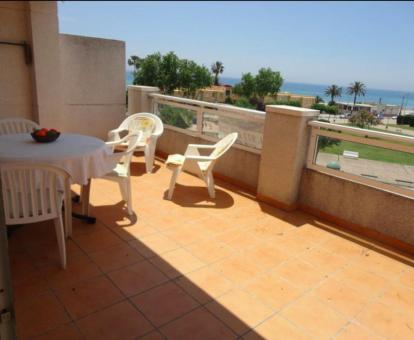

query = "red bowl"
(31, 132), (60, 143)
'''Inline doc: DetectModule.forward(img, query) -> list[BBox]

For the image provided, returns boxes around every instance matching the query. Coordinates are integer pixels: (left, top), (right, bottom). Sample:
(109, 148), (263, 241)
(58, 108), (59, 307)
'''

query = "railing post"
(196, 108), (203, 136)
(127, 85), (160, 114)
(257, 105), (319, 211)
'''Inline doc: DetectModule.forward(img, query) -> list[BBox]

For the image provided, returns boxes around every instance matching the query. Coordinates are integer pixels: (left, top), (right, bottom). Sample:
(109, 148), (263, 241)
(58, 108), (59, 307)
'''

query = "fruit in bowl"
(31, 128), (61, 143)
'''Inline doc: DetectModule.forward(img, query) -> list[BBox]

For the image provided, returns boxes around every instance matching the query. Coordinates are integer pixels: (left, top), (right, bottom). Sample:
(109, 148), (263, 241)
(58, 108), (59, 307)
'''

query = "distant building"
(271, 92), (316, 109)
(336, 102), (374, 114)
(372, 103), (400, 117)
(173, 85), (231, 103)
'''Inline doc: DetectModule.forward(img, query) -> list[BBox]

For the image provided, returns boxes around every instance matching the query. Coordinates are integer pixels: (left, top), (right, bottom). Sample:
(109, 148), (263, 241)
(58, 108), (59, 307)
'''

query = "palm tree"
(347, 81), (366, 114)
(315, 95), (324, 104)
(211, 61), (224, 86)
(127, 55), (142, 72)
(325, 85), (342, 105)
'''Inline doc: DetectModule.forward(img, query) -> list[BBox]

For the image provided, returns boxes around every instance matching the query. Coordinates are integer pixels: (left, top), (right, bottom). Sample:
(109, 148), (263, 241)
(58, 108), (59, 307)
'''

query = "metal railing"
(149, 93), (265, 154)
(307, 121), (414, 198)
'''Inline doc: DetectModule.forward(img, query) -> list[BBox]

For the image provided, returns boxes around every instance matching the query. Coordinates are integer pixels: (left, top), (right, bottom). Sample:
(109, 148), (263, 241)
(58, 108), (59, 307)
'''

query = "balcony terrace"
(10, 155), (414, 339)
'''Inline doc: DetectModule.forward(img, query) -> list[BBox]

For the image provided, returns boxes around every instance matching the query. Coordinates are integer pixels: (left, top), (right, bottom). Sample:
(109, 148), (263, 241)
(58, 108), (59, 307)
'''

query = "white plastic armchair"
(166, 133), (238, 200)
(0, 117), (40, 135)
(102, 132), (143, 215)
(0, 163), (72, 269)
(107, 113), (164, 173)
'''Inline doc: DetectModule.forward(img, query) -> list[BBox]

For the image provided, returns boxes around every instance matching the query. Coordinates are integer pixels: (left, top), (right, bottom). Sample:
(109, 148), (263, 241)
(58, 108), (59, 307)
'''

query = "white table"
(0, 133), (118, 223)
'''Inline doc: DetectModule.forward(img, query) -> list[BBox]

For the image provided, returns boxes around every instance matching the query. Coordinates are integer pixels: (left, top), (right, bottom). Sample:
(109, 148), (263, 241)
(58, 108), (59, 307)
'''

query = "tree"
(211, 61), (224, 86)
(349, 110), (380, 129)
(178, 59), (212, 98)
(132, 52), (212, 97)
(255, 68), (283, 99)
(233, 72), (256, 98)
(324, 85), (342, 104)
(347, 81), (366, 114)
(133, 52), (161, 86)
(127, 55), (142, 73)
(315, 95), (324, 104)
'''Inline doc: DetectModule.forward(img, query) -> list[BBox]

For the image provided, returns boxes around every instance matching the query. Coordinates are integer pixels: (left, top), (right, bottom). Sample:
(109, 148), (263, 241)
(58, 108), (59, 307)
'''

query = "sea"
(126, 71), (414, 109)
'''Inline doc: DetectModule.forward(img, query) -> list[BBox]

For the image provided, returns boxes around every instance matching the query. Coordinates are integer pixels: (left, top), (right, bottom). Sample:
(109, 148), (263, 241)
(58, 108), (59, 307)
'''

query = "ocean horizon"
(126, 71), (414, 109)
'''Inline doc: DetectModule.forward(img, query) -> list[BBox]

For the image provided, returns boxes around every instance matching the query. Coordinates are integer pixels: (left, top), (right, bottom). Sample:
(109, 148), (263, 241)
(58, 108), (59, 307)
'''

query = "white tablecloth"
(0, 133), (119, 185)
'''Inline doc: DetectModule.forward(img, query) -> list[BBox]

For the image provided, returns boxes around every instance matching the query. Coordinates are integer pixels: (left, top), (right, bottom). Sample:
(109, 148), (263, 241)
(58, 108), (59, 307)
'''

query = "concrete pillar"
(127, 85), (159, 114)
(257, 105), (319, 211)
(27, 1), (64, 128)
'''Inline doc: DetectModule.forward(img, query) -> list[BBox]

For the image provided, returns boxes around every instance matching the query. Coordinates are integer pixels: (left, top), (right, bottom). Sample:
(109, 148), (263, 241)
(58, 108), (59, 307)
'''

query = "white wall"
(59, 34), (126, 139)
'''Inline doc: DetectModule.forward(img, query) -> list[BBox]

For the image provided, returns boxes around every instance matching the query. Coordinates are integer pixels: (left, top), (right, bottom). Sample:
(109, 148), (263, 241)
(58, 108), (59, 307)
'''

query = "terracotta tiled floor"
(8, 156), (414, 339)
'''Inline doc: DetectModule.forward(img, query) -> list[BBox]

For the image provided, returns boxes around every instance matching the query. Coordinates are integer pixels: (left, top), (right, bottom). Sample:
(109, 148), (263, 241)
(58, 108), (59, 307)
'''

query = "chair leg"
(64, 190), (72, 238)
(145, 143), (155, 173)
(125, 179), (133, 215)
(168, 166), (181, 200)
(118, 181), (127, 202)
(53, 216), (67, 269)
(206, 171), (215, 199)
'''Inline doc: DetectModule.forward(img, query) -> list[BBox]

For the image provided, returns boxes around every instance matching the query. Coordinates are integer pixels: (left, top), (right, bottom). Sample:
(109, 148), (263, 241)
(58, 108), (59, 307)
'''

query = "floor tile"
(334, 322), (383, 340)
(77, 300), (153, 339)
(149, 248), (205, 279)
(356, 301), (414, 339)
(41, 254), (101, 290)
(129, 233), (180, 258)
(376, 282), (414, 315)
(73, 227), (123, 253)
(56, 275), (124, 319)
(271, 258), (327, 290)
(281, 294), (348, 339)
(243, 315), (309, 340)
(108, 260), (169, 297)
(185, 239), (234, 264)
(15, 291), (70, 339)
(242, 272), (303, 310)
(211, 254), (263, 284)
(34, 323), (82, 340)
(131, 281), (199, 327)
(160, 307), (236, 340)
(312, 278), (370, 318)
(89, 242), (144, 272)
(175, 267), (233, 304)
(206, 289), (274, 335)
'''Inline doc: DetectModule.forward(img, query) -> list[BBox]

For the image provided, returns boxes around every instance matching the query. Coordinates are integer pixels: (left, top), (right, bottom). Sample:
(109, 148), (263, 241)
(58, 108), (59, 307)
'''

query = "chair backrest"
(0, 118), (40, 135)
(124, 112), (164, 138)
(0, 163), (70, 225)
(210, 132), (239, 159)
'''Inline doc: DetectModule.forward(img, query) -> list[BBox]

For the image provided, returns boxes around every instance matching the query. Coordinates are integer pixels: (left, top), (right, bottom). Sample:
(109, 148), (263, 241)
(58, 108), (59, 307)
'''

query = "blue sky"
(58, 1), (414, 91)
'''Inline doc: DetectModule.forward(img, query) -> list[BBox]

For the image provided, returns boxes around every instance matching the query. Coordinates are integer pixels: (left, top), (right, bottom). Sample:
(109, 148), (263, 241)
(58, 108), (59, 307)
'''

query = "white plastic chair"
(107, 113), (164, 173)
(166, 133), (238, 200)
(0, 117), (40, 135)
(102, 132), (143, 215)
(0, 163), (72, 269)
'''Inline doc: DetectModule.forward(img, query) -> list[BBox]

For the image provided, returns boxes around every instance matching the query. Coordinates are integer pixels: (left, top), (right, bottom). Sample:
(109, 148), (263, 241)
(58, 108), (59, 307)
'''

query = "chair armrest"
(185, 155), (215, 161)
(187, 144), (216, 149)
(108, 128), (128, 141)
(105, 133), (131, 147)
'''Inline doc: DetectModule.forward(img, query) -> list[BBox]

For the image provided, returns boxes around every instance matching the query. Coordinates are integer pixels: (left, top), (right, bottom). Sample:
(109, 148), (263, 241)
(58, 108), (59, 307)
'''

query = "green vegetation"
(389, 124), (414, 131)
(211, 61), (224, 86)
(347, 81), (366, 113)
(349, 110), (380, 129)
(311, 103), (339, 115)
(324, 85), (342, 105)
(232, 96), (256, 109)
(320, 140), (414, 165)
(266, 99), (301, 107)
(158, 104), (194, 129)
(131, 52), (212, 97)
(397, 115), (414, 127)
(233, 68), (283, 110)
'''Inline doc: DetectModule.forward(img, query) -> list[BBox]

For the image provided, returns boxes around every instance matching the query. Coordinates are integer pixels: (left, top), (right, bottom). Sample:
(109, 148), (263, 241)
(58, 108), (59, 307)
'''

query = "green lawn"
(388, 124), (414, 132)
(320, 140), (414, 165)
